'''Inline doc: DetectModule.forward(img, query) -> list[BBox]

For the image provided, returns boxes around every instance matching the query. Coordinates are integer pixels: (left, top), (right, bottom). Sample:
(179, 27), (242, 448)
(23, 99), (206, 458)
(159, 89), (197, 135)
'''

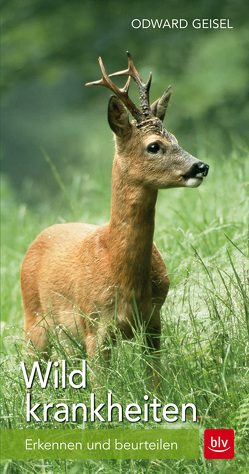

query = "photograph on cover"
(1, 0), (248, 472)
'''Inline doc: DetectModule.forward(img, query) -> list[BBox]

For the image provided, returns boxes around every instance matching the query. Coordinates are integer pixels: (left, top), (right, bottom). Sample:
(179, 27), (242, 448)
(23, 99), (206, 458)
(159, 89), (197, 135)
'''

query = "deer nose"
(185, 161), (209, 179)
(197, 162), (209, 177)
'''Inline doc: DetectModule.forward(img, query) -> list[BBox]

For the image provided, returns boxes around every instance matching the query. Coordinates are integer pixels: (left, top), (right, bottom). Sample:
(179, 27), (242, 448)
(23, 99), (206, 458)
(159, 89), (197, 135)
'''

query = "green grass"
(1, 145), (249, 473)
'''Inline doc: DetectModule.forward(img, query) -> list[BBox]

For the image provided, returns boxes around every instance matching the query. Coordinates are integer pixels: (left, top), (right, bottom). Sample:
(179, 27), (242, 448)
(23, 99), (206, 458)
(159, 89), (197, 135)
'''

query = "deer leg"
(24, 310), (52, 360)
(84, 325), (114, 389)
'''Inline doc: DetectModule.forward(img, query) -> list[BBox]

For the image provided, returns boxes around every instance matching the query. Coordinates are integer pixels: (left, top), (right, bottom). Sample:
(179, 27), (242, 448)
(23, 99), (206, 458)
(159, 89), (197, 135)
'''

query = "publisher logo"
(204, 429), (234, 459)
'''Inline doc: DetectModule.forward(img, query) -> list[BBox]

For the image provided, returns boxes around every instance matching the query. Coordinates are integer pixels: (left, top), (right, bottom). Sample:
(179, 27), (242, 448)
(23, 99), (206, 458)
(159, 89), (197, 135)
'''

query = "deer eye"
(147, 142), (160, 154)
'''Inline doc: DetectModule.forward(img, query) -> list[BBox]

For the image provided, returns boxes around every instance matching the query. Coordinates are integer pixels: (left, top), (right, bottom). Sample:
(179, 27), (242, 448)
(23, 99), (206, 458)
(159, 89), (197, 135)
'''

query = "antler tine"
(86, 53), (155, 120)
(110, 52), (147, 85)
(109, 51), (152, 117)
(123, 75), (131, 93)
(86, 56), (142, 121)
(99, 57), (132, 95)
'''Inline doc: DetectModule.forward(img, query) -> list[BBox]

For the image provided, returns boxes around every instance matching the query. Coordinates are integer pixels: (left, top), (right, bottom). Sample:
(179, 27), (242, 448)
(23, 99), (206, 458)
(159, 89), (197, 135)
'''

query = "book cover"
(1, 1), (248, 472)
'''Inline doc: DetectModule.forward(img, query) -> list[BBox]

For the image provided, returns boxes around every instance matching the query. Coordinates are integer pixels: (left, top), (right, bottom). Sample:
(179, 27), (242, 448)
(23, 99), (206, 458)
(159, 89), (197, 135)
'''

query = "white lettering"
(72, 403), (87, 422)
(131, 19), (141, 28)
(151, 19), (163, 28)
(192, 18), (233, 29)
(150, 398), (162, 422)
(182, 403), (197, 422)
(163, 19), (171, 28)
(142, 19), (151, 28)
(107, 393), (123, 421)
(68, 360), (86, 389)
(90, 393), (105, 422)
(25, 439), (33, 450)
(125, 403), (142, 422)
(162, 403), (179, 422)
(54, 403), (69, 422)
(180, 19), (188, 28)
(26, 393), (41, 422)
(21, 361), (52, 389)
(192, 19), (201, 28)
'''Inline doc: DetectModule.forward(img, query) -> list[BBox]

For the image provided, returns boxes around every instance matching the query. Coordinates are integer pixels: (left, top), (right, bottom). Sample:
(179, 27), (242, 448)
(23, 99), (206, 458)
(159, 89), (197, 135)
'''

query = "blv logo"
(204, 429), (234, 459)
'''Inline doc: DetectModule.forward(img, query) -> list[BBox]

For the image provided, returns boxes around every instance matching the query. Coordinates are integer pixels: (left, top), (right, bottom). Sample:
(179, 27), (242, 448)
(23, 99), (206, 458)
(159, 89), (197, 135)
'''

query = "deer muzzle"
(183, 161), (209, 188)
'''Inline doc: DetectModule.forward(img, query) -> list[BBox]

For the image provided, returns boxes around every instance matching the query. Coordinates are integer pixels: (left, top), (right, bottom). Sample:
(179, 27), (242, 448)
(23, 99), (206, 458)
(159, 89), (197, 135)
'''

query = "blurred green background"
(1, 7), (249, 472)
(1, 0), (249, 206)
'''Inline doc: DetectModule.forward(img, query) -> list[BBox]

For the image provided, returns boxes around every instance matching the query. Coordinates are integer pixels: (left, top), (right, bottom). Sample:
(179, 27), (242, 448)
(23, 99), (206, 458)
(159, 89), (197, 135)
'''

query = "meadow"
(1, 139), (248, 473)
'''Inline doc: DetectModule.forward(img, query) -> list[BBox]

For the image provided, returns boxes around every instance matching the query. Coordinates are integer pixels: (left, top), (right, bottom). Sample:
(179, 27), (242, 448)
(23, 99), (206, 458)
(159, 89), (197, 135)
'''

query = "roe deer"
(21, 52), (209, 385)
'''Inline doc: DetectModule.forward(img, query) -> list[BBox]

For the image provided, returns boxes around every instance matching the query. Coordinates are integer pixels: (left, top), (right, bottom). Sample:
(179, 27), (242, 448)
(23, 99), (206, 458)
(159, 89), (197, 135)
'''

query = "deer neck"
(107, 158), (158, 299)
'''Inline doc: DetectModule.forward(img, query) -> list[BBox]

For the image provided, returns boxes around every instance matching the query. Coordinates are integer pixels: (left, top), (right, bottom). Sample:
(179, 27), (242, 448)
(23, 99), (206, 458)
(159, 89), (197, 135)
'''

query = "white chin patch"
(184, 177), (203, 188)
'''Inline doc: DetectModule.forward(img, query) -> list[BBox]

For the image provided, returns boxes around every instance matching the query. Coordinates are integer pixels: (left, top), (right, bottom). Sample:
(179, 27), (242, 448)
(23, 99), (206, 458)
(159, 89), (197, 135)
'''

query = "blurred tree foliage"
(1, 0), (249, 203)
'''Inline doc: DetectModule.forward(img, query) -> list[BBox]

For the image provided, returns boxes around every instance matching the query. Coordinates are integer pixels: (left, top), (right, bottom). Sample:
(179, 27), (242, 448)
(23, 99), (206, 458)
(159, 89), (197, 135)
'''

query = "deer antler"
(85, 52), (152, 122)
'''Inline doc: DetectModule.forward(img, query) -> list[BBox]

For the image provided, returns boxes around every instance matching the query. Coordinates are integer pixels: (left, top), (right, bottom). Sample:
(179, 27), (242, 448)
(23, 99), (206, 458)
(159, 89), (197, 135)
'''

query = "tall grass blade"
(41, 148), (75, 217)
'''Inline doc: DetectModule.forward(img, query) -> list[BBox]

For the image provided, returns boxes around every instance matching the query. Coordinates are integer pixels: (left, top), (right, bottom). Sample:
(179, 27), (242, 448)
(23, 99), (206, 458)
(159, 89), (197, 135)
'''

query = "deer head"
(86, 52), (209, 189)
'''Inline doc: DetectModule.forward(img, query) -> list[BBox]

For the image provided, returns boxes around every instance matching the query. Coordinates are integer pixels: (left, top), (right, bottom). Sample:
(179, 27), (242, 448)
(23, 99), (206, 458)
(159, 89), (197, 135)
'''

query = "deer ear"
(150, 86), (172, 122)
(108, 96), (131, 137)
